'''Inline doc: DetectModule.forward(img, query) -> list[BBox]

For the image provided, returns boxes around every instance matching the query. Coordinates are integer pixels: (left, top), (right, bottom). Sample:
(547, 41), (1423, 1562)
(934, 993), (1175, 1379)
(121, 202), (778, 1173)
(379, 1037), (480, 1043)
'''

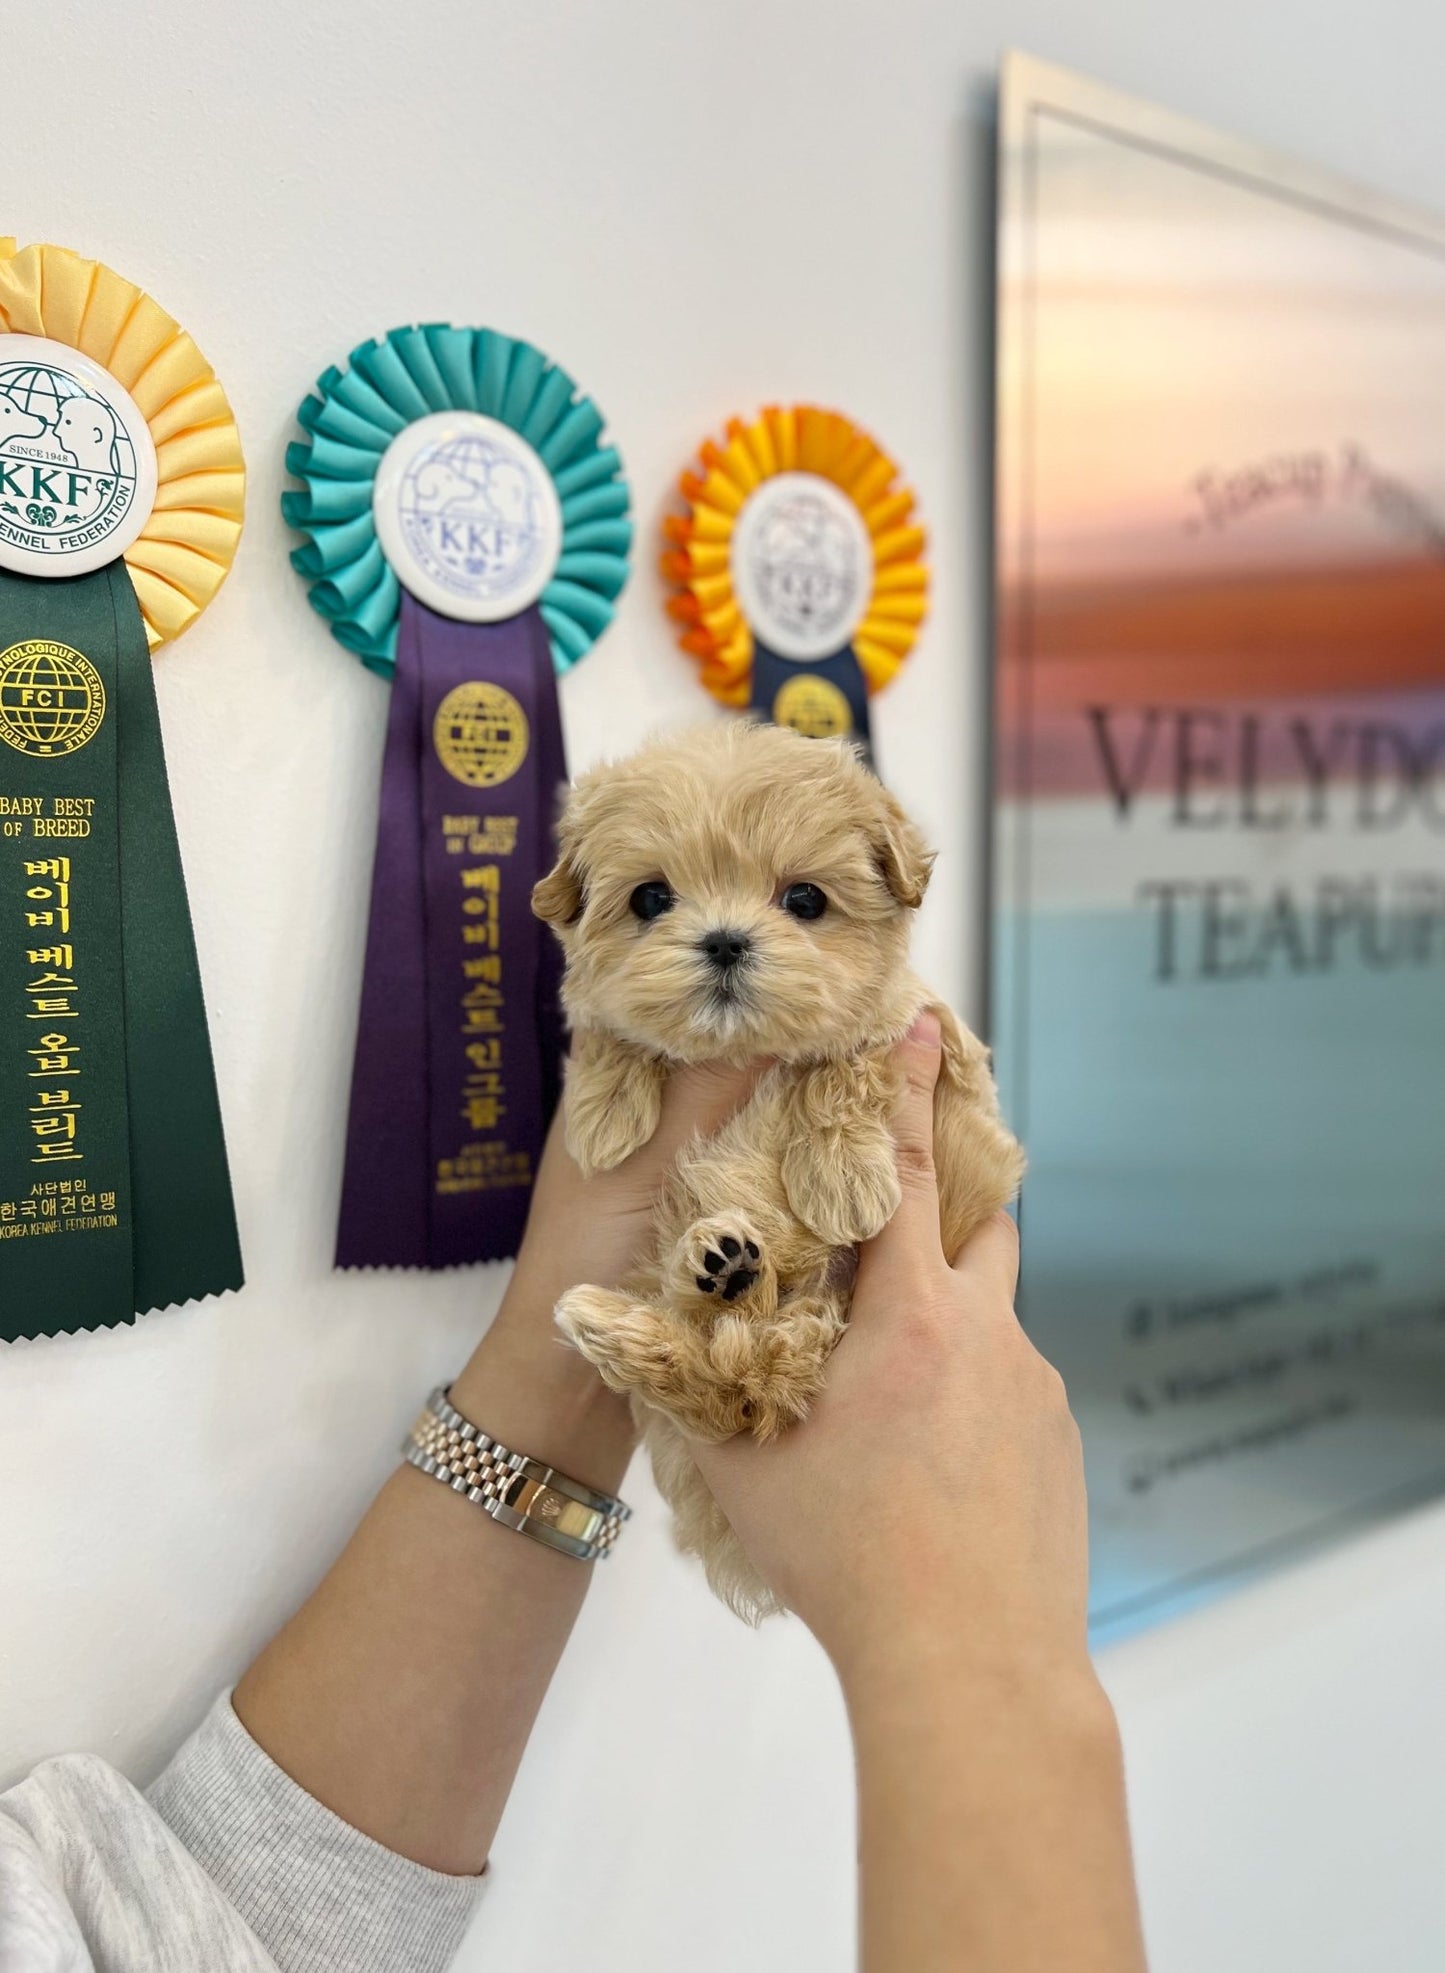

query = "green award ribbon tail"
(0, 564), (241, 1339)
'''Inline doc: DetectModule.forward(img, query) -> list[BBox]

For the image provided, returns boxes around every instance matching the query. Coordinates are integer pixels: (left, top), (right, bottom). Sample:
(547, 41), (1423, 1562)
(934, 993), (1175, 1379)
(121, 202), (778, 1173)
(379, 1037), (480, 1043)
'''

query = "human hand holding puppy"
(497, 1014), (1090, 1680)
(500, 1014), (1088, 1684)
(495, 1011), (1145, 1973)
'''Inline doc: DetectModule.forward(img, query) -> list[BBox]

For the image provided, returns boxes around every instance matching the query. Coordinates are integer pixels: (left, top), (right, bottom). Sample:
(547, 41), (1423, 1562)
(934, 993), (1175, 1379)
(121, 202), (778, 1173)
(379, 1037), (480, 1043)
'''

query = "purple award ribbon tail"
(336, 592), (566, 1270)
(419, 600), (561, 1266)
(528, 613), (569, 1122)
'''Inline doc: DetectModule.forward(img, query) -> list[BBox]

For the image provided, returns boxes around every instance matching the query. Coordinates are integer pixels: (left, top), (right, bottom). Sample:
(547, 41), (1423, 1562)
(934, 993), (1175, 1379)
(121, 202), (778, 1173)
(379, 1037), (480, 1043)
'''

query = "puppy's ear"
(533, 851), (585, 927)
(870, 790), (934, 909)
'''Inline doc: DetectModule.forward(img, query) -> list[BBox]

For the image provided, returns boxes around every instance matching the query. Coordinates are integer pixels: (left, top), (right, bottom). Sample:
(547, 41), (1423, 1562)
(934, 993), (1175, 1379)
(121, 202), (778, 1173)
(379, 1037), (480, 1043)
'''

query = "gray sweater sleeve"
(0, 1693), (484, 1973)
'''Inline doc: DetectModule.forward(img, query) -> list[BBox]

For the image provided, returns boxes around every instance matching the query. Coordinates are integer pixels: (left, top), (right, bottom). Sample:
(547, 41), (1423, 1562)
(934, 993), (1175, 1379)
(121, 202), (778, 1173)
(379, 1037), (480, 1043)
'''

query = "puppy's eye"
(629, 881), (675, 921)
(780, 882), (827, 921)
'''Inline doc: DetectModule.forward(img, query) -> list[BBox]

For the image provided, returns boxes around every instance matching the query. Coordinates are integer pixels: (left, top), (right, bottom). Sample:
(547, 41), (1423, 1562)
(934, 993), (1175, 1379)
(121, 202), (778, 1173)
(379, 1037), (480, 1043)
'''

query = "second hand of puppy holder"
(284, 325), (631, 1269)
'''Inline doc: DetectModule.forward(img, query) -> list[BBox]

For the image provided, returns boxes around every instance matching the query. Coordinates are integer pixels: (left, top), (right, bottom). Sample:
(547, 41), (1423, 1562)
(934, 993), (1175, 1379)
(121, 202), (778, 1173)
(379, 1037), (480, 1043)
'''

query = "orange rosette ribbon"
(662, 405), (928, 758)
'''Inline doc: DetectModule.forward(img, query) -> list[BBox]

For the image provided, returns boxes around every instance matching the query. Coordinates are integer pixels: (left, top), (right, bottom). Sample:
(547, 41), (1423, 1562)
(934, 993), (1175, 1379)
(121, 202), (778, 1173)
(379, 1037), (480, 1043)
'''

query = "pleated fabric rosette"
(0, 240), (245, 1340)
(283, 324), (631, 1270)
(662, 404), (929, 767)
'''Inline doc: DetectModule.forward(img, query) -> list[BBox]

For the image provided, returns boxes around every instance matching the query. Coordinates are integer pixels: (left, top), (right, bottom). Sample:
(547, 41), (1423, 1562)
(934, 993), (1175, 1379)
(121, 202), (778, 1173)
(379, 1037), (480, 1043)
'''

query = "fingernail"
(908, 1011), (941, 1048)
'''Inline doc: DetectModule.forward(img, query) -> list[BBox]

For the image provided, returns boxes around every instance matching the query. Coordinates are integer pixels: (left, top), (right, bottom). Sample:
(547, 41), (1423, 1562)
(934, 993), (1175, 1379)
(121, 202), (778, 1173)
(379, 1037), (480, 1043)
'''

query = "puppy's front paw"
(671, 1214), (775, 1315)
(782, 1133), (901, 1247)
(562, 1037), (663, 1176)
(564, 1094), (653, 1177)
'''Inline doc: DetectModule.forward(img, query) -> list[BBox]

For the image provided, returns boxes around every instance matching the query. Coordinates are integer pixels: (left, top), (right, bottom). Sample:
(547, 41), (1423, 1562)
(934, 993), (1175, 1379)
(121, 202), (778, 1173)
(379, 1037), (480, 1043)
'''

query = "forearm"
(233, 1291), (634, 1877)
(847, 1655), (1147, 1973)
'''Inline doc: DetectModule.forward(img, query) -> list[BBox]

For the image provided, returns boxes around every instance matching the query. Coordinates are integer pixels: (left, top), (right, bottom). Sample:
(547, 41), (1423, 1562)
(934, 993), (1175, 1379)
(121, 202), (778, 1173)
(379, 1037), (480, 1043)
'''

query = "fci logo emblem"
(433, 680), (530, 789)
(0, 639), (107, 758)
(0, 335), (158, 580)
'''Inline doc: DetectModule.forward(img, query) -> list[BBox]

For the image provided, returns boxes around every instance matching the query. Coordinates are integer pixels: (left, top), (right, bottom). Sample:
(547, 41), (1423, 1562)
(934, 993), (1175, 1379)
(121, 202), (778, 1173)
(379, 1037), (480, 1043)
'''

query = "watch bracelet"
(402, 1385), (630, 1562)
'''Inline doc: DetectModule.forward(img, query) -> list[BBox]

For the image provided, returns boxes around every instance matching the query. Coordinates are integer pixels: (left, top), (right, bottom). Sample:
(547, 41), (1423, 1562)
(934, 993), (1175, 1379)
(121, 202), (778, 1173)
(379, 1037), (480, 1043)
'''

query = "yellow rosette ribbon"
(0, 239), (243, 1339)
(661, 404), (928, 762)
(0, 239), (243, 648)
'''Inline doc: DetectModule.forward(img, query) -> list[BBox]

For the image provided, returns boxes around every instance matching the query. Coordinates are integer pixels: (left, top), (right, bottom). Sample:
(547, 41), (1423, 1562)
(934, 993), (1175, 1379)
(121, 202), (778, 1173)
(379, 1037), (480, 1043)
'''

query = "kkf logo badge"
(0, 639), (107, 758)
(373, 411), (563, 624)
(0, 335), (158, 579)
(730, 472), (872, 664)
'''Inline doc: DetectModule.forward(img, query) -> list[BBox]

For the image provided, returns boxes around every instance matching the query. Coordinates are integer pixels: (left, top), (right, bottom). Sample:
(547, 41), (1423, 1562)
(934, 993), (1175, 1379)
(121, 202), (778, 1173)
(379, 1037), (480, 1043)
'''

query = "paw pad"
(691, 1237), (764, 1304)
(678, 1215), (769, 1312)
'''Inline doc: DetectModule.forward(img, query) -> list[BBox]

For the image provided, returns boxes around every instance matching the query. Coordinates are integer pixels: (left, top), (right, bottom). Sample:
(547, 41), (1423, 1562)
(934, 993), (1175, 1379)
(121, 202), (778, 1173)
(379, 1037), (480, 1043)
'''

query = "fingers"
(951, 1209), (1023, 1318)
(650, 1058), (767, 1167)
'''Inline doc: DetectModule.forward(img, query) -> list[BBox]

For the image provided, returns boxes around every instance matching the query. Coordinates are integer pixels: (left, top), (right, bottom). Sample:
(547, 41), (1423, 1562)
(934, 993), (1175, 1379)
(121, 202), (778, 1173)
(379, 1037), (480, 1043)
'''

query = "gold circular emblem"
(772, 673), (853, 740)
(0, 638), (106, 758)
(433, 681), (530, 788)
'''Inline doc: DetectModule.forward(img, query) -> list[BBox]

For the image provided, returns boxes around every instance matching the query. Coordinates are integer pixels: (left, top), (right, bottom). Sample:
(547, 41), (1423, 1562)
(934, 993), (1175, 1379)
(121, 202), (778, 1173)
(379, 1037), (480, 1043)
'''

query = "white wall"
(5, 3), (1445, 1968)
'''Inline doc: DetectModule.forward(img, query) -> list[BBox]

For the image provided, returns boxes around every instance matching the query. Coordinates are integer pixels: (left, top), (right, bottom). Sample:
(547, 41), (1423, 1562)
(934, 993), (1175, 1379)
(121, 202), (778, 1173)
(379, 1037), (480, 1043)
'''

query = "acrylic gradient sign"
(283, 325), (630, 1269)
(0, 241), (245, 1341)
(995, 54), (1445, 1636)
(662, 406), (928, 767)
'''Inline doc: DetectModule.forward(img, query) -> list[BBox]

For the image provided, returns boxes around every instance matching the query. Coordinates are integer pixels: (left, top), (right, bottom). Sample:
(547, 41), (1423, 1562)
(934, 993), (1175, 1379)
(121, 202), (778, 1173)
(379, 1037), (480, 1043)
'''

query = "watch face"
(0, 334), (158, 579)
(730, 471), (873, 661)
(372, 410), (563, 622)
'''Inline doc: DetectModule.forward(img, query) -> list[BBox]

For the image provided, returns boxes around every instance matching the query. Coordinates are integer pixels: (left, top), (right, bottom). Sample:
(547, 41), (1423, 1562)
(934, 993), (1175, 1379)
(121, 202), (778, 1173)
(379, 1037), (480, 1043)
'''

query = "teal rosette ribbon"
(282, 323), (631, 678)
(281, 323), (630, 1272)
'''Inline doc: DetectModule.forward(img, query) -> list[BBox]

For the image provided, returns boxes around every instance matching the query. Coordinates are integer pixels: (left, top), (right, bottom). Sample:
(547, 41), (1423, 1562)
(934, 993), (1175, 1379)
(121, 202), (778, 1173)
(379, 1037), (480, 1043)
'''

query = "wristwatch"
(403, 1385), (630, 1563)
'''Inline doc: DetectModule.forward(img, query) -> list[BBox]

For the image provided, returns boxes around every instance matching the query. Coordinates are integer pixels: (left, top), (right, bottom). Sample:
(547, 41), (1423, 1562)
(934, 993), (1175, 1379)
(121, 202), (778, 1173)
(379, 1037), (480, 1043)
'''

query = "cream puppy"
(534, 722), (1024, 1618)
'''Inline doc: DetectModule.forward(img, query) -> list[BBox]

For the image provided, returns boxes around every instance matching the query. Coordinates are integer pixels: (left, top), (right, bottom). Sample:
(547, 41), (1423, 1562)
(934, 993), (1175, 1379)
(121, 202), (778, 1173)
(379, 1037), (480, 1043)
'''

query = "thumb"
(858, 1012), (946, 1284)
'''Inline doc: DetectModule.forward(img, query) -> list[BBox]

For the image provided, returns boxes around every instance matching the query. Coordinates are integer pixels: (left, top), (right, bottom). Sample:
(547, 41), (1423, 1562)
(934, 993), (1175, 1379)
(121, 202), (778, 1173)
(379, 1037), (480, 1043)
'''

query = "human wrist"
(836, 1612), (1105, 1738)
(448, 1294), (637, 1497)
(845, 1645), (1119, 1799)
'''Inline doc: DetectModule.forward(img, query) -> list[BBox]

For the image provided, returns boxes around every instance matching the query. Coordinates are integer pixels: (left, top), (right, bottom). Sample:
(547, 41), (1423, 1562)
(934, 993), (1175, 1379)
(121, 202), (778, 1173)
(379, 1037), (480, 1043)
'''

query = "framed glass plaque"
(994, 53), (1445, 1637)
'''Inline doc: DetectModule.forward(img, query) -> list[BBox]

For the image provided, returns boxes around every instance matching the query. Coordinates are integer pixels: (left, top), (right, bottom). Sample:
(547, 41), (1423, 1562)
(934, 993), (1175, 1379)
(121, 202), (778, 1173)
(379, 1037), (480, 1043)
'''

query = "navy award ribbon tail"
(0, 563), (243, 1339)
(335, 592), (564, 1270)
(750, 639), (876, 771)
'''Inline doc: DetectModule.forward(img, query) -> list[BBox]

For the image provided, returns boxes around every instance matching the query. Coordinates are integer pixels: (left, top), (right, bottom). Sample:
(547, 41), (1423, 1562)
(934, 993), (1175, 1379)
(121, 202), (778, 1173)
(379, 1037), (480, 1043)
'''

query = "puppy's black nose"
(699, 928), (751, 971)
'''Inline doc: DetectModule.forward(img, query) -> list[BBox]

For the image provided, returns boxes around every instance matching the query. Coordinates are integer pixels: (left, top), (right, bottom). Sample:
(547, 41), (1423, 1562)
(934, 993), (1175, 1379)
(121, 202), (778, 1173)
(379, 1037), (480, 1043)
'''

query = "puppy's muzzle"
(698, 928), (752, 975)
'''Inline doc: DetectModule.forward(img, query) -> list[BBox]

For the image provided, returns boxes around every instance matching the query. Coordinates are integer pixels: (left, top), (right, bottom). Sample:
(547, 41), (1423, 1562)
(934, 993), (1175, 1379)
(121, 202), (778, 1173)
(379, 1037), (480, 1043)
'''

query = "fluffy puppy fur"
(534, 721), (1024, 1620)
